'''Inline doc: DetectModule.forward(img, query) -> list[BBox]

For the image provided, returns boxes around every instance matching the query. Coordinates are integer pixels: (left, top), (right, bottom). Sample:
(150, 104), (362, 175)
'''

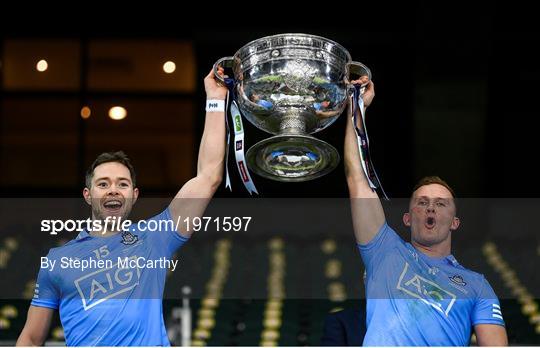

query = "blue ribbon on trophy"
(351, 84), (388, 200)
(229, 101), (258, 194)
(223, 77), (233, 190)
(222, 74), (259, 194)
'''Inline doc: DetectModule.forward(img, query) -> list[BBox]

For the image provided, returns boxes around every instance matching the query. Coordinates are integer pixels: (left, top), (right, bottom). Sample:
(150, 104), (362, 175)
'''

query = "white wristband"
(206, 99), (225, 112)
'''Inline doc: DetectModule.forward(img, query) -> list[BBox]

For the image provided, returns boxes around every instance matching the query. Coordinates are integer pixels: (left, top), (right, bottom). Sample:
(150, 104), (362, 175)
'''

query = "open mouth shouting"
(102, 198), (124, 213)
(425, 216), (436, 230)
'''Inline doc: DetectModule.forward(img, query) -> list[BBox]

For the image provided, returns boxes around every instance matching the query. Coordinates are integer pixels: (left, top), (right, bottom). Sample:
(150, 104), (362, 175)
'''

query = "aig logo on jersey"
(397, 262), (457, 316)
(74, 256), (141, 310)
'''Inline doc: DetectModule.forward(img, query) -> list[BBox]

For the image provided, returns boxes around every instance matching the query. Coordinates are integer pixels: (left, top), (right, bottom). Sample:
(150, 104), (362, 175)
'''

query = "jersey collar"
(408, 242), (461, 267)
(76, 229), (91, 241)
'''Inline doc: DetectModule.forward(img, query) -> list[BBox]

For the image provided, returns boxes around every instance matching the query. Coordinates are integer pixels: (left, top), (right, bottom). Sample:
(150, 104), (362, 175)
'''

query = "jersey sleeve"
(357, 222), (403, 273)
(472, 276), (505, 327)
(143, 208), (189, 258)
(30, 254), (60, 310)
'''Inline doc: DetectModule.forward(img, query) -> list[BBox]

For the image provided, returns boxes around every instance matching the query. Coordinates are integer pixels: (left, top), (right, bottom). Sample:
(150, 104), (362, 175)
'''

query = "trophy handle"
(213, 56), (235, 84)
(345, 61), (372, 86)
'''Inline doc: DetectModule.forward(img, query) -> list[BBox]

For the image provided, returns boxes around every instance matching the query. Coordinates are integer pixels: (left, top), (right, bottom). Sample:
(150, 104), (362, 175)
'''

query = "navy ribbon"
(352, 85), (388, 200)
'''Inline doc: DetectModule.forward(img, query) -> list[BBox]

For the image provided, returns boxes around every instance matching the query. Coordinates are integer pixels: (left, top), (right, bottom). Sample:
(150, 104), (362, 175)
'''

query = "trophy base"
(246, 135), (340, 182)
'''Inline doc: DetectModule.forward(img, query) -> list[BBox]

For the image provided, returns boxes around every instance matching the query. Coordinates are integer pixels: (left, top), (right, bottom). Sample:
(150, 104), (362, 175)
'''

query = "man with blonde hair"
(345, 80), (508, 346)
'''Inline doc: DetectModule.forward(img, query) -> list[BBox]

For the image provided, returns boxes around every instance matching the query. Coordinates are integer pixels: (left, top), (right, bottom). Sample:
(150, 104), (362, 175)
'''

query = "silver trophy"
(214, 33), (370, 182)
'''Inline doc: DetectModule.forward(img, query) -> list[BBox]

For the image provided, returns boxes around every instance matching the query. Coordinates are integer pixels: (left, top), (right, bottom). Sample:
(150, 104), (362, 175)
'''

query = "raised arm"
(344, 81), (385, 245)
(16, 306), (54, 346)
(168, 67), (228, 238)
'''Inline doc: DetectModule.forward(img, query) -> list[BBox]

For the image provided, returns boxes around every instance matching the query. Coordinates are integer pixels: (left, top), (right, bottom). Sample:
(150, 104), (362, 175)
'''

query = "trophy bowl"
(214, 33), (370, 182)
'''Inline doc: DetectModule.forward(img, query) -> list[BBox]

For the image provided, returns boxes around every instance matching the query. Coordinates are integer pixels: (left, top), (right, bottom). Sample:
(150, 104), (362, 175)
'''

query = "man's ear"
(450, 216), (460, 231)
(83, 188), (92, 205)
(403, 212), (411, 227)
(132, 187), (139, 204)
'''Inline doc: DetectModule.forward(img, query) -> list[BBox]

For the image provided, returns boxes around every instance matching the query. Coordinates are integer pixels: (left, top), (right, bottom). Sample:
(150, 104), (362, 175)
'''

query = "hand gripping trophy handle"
(345, 61), (387, 198)
(213, 56), (260, 194)
(345, 61), (372, 91)
(213, 57), (235, 85)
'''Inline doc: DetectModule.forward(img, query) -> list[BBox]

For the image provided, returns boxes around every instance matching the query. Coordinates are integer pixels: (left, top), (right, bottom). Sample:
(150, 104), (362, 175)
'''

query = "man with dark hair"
(344, 81), (508, 346)
(85, 151), (137, 188)
(17, 68), (228, 346)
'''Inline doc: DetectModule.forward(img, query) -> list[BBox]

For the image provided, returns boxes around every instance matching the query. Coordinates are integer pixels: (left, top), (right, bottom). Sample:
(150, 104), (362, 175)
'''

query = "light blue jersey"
(358, 223), (504, 346)
(31, 208), (188, 346)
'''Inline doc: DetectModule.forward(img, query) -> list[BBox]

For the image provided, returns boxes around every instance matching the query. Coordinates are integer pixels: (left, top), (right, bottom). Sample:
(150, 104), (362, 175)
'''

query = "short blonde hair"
(412, 176), (455, 198)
